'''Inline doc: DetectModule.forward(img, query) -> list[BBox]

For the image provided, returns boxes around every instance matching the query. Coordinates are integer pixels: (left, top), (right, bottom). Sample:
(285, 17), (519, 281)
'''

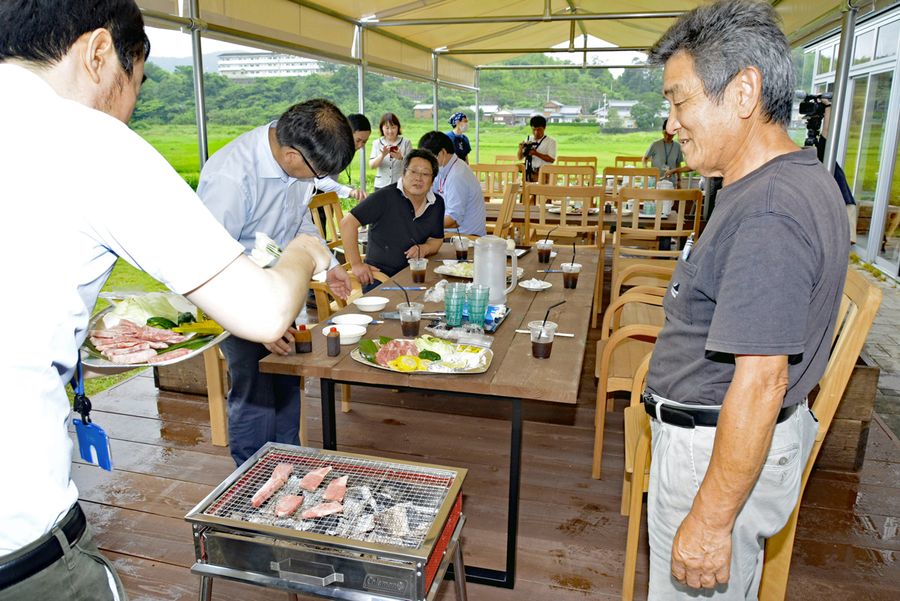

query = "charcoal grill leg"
(452, 539), (468, 601)
(198, 574), (212, 601)
(320, 379), (337, 450)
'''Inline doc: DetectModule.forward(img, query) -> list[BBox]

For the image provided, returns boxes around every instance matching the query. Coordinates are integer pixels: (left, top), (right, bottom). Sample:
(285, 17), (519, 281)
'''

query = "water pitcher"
(473, 235), (518, 305)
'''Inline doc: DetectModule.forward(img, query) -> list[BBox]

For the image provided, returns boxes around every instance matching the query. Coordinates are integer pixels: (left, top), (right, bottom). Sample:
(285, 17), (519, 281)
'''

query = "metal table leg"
(452, 538), (469, 601)
(198, 574), (212, 601)
(320, 379), (337, 450)
(322, 383), (522, 589)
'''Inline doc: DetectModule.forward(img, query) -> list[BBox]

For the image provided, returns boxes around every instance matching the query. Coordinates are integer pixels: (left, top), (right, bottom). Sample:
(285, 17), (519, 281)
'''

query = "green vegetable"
(146, 316), (177, 330)
(160, 335), (215, 354)
(378, 336), (393, 346)
(109, 292), (194, 325)
(177, 311), (196, 325)
(358, 339), (379, 363)
(418, 350), (441, 361)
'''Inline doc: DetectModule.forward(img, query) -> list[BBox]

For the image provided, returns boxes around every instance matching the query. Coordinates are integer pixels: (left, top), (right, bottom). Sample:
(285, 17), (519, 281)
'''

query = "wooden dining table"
(259, 242), (599, 590)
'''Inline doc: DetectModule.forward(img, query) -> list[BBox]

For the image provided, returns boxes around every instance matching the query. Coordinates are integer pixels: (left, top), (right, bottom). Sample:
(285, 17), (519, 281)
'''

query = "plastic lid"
(298, 324), (307, 331)
(329, 327), (338, 333)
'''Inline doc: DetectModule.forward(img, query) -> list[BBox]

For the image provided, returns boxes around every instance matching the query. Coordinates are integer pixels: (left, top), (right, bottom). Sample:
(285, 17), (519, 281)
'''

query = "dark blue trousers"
(219, 335), (300, 466)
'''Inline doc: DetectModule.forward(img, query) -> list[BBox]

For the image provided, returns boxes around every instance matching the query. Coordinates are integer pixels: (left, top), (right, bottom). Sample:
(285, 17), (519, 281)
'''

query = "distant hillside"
(147, 53), (221, 73)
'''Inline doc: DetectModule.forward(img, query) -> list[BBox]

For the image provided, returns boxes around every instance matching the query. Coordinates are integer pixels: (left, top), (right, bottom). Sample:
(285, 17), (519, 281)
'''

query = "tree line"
(132, 53), (671, 130)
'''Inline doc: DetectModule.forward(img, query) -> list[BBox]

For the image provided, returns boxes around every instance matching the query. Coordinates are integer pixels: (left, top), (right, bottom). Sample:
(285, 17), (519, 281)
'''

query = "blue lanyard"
(70, 356), (92, 423)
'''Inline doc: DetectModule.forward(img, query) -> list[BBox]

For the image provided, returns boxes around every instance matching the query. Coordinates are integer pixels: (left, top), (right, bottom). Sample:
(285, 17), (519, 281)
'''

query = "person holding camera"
(517, 115), (556, 182)
(370, 112), (411, 190)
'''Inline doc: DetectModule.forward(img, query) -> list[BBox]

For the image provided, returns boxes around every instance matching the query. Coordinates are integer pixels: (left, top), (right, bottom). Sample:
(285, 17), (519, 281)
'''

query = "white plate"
(435, 264), (525, 280)
(321, 324), (367, 345)
(519, 280), (552, 291)
(331, 313), (374, 326)
(352, 296), (389, 312)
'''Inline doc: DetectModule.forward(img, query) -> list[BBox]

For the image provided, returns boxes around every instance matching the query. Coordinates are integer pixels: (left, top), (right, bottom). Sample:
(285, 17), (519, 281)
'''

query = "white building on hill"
(217, 52), (323, 79)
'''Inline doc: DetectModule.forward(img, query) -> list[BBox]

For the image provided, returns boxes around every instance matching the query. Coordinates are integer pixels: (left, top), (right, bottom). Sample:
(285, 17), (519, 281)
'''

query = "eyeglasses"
(292, 145), (328, 179)
(405, 169), (434, 180)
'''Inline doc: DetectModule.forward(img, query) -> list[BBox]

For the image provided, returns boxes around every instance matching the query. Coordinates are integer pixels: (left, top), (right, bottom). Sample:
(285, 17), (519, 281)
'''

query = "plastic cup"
(528, 320), (558, 359)
(408, 257), (428, 283)
(452, 237), (469, 261)
(466, 284), (491, 328)
(444, 283), (467, 327)
(536, 239), (554, 264)
(561, 262), (582, 289)
(397, 302), (423, 337)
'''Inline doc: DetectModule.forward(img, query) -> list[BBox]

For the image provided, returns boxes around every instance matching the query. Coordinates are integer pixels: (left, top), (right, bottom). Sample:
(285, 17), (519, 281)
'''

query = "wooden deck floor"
(71, 346), (900, 600)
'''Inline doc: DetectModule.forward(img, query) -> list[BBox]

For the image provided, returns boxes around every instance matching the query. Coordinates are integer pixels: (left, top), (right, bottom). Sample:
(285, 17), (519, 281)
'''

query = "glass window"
(817, 45), (834, 74)
(844, 76), (868, 198)
(855, 71), (893, 202)
(875, 21), (900, 59)
(853, 30), (875, 65)
(877, 145), (900, 268)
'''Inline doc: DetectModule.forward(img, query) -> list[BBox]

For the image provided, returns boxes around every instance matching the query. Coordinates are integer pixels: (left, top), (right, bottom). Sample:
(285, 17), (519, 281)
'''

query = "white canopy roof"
(139, 1), (897, 87)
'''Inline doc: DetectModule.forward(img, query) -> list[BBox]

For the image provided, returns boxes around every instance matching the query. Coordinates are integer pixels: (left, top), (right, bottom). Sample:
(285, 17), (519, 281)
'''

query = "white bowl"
(352, 296), (389, 312)
(332, 313), (374, 326)
(321, 324), (367, 345)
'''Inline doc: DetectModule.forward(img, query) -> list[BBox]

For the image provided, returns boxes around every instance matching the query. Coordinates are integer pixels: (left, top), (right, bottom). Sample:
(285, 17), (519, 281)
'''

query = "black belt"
(0, 503), (87, 591)
(643, 393), (801, 429)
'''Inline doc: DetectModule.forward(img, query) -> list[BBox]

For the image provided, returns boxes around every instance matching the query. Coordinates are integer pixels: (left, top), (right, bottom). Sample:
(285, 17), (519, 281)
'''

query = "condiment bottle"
(326, 327), (341, 357)
(293, 324), (312, 353)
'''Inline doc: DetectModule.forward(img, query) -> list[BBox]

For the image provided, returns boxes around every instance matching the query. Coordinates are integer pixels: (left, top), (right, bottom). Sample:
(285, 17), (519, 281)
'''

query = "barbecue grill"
(186, 443), (468, 601)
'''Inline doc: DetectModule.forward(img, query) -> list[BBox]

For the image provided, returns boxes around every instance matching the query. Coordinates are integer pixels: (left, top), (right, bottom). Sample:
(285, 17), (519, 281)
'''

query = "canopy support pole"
(356, 25), (367, 185)
(824, 1), (858, 176)
(433, 53), (440, 131)
(187, 0), (209, 167)
(474, 69), (481, 163)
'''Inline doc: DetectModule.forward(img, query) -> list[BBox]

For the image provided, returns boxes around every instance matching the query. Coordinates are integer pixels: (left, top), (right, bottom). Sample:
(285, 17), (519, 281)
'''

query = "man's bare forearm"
(690, 354), (788, 529)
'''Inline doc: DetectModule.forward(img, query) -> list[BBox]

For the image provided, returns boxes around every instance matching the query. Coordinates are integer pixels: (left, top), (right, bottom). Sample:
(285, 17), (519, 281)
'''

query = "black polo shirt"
(350, 183), (445, 276)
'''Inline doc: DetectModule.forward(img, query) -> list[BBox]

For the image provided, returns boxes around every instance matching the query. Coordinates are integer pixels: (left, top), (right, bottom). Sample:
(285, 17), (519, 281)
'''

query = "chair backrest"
(310, 263), (389, 320)
(759, 267), (882, 601)
(601, 167), (659, 202)
(537, 164), (597, 187)
(491, 183), (521, 238)
(611, 264), (675, 305)
(494, 154), (520, 164)
(557, 155), (598, 170)
(616, 187), (703, 242)
(615, 155), (646, 168)
(308, 192), (344, 251)
(523, 183), (604, 245)
(471, 163), (524, 201)
(600, 291), (666, 340)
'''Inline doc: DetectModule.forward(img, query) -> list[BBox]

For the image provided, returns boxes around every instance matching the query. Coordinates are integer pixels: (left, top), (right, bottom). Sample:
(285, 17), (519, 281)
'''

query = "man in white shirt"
(197, 101), (355, 465)
(0, 2), (333, 598)
(418, 131), (487, 237)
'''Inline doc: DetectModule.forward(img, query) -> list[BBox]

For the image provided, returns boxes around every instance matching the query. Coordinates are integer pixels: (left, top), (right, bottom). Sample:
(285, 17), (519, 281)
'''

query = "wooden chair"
(521, 183), (604, 246)
(537, 164), (596, 187)
(493, 154), (520, 164)
(491, 183), (521, 239)
(202, 347), (229, 447)
(593, 291), (663, 479)
(309, 265), (388, 418)
(615, 155), (646, 168)
(308, 192), (345, 253)
(620, 268), (883, 601)
(471, 163), (524, 202)
(595, 187), (701, 330)
(556, 155), (598, 170)
(599, 166), (659, 201)
(611, 263), (675, 308)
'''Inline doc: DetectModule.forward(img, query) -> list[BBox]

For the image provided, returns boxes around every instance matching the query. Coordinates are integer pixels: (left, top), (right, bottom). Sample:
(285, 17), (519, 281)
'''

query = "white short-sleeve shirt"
(0, 64), (243, 554)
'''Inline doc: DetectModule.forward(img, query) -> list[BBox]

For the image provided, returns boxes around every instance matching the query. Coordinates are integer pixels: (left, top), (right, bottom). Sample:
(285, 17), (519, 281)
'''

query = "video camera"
(798, 92), (832, 148)
(522, 140), (541, 181)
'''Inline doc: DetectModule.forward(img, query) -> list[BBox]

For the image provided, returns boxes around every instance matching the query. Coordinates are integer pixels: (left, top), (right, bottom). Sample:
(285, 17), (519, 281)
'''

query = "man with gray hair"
(642, 1), (848, 598)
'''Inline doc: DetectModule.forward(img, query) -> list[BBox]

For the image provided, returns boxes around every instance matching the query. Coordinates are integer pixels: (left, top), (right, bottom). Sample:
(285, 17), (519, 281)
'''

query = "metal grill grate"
(203, 447), (457, 549)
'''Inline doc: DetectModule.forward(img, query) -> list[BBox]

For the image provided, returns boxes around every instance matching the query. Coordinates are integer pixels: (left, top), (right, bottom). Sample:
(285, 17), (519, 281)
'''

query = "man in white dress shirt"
(197, 100), (355, 465)
(0, 1), (334, 598)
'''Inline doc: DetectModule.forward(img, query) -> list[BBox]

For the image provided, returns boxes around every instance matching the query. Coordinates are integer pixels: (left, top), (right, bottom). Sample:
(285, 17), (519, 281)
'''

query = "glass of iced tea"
(528, 320), (558, 359)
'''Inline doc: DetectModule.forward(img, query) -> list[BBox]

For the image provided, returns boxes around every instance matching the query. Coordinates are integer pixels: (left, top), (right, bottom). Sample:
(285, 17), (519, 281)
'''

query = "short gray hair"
(648, 0), (793, 127)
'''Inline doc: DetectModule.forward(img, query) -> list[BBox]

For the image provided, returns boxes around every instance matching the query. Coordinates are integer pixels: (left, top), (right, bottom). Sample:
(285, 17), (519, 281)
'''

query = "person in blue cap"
(446, 112), (471, 163)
